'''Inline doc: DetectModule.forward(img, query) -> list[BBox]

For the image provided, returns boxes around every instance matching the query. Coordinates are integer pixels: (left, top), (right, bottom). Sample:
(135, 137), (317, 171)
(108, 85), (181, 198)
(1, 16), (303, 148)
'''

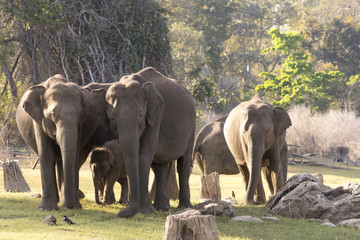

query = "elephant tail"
(193, 132), (205, 174)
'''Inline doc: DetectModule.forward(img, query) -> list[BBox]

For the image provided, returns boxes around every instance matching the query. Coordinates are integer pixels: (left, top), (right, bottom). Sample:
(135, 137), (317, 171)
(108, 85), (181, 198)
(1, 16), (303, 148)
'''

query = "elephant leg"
(263, 166), (274, 196)
(152, 162), (170, 211)
(177, 156), (192, 208)
(73, 138), (82, 209)
(35, 127), (59, 211)
(110, 189), (116, 204)
(138, 153), (155, 214)
(255, 174), (266, 204)
(168, 162), (179, 201)
(280, 143), (288, 183)
(239, 162), (262, 205)
(103, 180), (116, 205)
(98, 179), (105, 202)
(118, 178), (129, 204)
(238, 165), (249, 201)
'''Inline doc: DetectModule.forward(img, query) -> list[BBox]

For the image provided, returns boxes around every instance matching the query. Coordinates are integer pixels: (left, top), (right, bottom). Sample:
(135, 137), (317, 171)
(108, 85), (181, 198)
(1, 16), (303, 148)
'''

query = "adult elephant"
(194, 115), (289, 203)
(105, 67), (196, 217)
(194, 116), (239, 175)
(223, 95), (291, 205)
(16, 75), (107, 210)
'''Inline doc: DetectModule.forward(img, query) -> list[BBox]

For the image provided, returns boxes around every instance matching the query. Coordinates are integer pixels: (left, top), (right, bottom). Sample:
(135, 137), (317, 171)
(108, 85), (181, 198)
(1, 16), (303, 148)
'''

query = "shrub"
(287, 105), (360, 162)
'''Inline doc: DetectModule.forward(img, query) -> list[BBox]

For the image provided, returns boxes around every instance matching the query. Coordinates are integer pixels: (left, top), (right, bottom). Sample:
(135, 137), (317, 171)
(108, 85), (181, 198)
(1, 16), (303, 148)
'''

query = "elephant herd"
(15, 67), (291, 218)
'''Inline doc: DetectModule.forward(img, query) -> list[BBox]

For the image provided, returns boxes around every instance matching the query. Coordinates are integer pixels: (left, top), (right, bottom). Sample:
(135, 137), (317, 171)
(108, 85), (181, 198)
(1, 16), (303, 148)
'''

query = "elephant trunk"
(116, 127), (140, 217)
(57, 125), (79, 209)
(245, 127), (265, 205)
(91, 170), (102, 204)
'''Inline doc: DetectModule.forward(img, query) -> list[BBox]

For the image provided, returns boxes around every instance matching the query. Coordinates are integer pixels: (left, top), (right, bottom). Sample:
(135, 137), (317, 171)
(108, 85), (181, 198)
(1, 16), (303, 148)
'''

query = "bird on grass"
(232, 191), (236, 199)
(63, 216), (75, 225)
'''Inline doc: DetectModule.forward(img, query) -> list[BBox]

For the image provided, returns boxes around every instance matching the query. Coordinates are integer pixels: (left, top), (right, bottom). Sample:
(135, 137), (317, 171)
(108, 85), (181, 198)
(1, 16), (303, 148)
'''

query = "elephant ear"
(90, 147), (114, 167)
(23, 86), (46, 125)
(142, 82), (164, 127)
(89, 89), (107, 117)
(273, 107), (292, 136)
(102, 148), (115, 167)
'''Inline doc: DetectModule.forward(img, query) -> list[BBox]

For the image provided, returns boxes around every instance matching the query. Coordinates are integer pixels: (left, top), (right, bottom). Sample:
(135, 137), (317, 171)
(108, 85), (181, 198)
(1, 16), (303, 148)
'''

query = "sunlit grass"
(0, 160), (360, 239)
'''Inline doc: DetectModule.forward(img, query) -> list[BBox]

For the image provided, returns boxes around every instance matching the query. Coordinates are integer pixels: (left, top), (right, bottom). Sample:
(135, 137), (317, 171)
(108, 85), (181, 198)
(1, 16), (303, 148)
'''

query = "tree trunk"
(3, 161), (31, 192)
(162, 209), (219, 240)
(200, 171), (221, 201)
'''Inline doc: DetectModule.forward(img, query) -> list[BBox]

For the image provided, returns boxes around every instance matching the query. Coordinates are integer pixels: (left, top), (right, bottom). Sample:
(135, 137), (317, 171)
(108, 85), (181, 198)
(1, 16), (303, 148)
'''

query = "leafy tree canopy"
(256, 28), (344, 111)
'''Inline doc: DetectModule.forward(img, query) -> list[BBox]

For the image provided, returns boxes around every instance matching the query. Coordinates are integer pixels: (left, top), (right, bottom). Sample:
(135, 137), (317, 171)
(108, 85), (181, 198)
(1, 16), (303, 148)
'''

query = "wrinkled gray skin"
(88, 139), (128, 205)
(16, 75), (108, 210)
(223, 95), (291, 205)
(194, 115), (289, 203)
(106, 67), (196, 217)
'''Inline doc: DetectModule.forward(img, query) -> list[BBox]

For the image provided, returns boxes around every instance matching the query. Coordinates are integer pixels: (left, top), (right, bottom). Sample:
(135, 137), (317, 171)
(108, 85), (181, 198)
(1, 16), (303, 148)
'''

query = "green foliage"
(0, 0), (172, 85)
(0, 76), (26, 146)
(1, 0), (63, 27)
(257, 29), (344, 111)
(190, 77), (214, 102)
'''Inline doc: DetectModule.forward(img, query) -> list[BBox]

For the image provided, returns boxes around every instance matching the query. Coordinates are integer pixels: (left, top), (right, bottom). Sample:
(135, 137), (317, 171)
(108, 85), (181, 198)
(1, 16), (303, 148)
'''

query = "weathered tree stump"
(162, 209), (219, 240)
(200, 171), (221, 201)
(2, 161), (31, 192)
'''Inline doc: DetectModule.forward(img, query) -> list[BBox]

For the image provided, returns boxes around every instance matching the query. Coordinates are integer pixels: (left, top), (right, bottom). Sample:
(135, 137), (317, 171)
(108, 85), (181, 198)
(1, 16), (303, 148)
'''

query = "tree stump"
(2, 161), (31, 192)
(162, 209), (220, 240)
(200, 172), (221, 201)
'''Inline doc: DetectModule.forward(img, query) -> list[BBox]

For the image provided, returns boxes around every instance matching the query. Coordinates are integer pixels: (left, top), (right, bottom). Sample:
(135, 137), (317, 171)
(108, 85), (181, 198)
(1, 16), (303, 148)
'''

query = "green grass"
(0, 162), (360, 239)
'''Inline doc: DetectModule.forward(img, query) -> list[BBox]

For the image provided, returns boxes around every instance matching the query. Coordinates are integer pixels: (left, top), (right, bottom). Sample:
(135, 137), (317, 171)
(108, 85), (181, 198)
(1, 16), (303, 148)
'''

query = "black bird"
(232, 191), (236, 199)
(63, 216), (75, 225)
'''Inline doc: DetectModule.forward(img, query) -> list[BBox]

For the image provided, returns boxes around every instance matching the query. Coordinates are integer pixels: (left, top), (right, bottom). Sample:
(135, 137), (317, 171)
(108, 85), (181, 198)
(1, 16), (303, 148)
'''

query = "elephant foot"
(38, 201), (59, 211)
(139, 204), (156, 214)
(118, 199), (128, 205)
(117, 204), (138, 218)
(103, 199), (115, 205)
(254, 196), (266, 204)
(177, 199), (192, 209)
(153, 200), (170, 212)
(61, 201), (82, 210)
(244, 200), (263, 205)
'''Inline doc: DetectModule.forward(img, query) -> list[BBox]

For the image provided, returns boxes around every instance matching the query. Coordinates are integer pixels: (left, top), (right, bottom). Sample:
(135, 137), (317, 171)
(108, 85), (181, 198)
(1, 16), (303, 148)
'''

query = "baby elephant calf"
(88, 139), (128, 205)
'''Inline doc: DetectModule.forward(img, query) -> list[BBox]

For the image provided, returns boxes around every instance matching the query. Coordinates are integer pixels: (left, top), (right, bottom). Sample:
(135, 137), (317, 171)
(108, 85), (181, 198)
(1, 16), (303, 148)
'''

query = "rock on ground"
(41, 215), (57, 226)
(193, 200), (234, 217)
(337, 219), (360, 229)
(266, 173), (360, 224)
(231, 215), (263, 223)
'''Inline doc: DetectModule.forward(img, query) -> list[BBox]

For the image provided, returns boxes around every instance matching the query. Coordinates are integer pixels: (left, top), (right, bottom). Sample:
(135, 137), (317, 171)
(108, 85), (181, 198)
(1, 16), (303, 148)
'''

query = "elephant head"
(105, 77), (164, 217)
(88, 147), (114, 204)
(21, 77), (104, 209)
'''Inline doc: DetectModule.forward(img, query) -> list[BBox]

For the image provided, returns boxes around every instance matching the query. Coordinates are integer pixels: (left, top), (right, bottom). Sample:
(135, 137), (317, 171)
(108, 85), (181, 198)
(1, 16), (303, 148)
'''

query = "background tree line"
(0, 0), (359, 147)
